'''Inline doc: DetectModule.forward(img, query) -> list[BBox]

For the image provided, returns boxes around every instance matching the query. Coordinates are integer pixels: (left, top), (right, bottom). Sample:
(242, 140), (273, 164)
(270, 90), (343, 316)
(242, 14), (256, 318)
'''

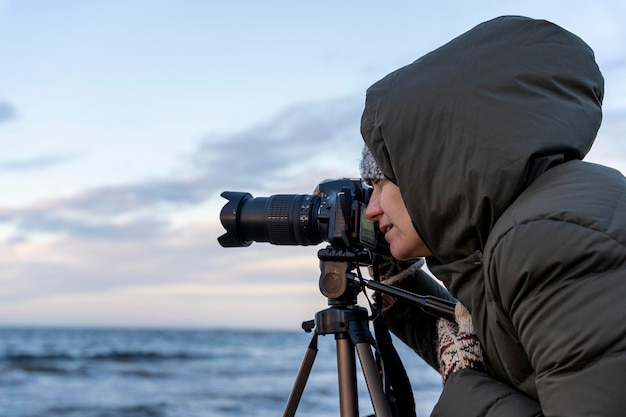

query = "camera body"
(218, 178), (378, 250)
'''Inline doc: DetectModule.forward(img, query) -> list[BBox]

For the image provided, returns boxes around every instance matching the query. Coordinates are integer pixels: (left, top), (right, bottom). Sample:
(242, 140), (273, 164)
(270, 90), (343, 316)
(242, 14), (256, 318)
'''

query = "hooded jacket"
(361, 16), (626, 416)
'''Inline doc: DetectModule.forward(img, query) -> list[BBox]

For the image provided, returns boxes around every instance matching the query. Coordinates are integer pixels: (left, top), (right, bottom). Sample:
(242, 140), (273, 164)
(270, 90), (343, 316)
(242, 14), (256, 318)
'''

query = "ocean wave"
(1, 350), (212, 363)
(43, 402), (169, 417)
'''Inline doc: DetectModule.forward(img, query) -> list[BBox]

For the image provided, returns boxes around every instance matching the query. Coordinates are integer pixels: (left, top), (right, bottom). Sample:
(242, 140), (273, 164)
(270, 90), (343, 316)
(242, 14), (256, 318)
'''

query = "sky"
(0, 1), (625, 329)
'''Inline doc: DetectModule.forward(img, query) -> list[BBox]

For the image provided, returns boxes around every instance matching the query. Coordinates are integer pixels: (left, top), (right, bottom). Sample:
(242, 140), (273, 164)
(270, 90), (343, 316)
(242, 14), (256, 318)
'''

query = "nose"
(365, 188), (382, 221)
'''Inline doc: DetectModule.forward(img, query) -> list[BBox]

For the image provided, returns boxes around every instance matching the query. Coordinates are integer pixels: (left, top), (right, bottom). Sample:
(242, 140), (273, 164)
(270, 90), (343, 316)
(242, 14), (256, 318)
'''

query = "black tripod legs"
(346, 316), (392, 417)
(354, 340), (392, 417)
(283, 334), (319, 417)
(336, 335), (359, 417)
(282, 306), (393, 417)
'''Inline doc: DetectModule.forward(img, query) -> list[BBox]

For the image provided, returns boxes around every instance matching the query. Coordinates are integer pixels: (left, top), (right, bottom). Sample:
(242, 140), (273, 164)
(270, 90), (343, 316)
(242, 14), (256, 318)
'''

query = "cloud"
(0, 176), (212, 242)
(196, 94), (364, 191)
(0, 95), (365, 244)
(0, 153), (79, 172)
(0, 219), (322, 307)
(58, 176), (216, 215)
(0, 100), (17, 124)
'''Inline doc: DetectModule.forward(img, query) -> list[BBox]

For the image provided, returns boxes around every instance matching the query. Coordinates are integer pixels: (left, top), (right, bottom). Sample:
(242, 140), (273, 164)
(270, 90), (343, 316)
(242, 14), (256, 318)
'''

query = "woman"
(360, 16), (626, 416)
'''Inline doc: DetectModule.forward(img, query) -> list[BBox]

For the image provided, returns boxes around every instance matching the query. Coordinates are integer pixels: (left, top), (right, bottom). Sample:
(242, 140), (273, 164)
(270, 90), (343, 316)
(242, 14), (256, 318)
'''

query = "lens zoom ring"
(266, 195), (297, 244)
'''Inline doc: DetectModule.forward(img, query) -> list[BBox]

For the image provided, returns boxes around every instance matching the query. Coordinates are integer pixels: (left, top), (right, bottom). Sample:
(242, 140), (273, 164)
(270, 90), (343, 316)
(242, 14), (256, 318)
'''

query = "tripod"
(282, 247), (457, 417)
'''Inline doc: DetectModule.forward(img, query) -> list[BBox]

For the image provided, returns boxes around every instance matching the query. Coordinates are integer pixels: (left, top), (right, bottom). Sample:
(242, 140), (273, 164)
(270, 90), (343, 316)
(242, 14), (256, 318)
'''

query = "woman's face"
(365, 179), (432, 259)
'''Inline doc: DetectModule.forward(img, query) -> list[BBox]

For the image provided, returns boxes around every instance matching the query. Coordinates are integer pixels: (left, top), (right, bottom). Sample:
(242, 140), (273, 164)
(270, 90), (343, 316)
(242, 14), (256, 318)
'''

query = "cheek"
(398, 218), (418, 241)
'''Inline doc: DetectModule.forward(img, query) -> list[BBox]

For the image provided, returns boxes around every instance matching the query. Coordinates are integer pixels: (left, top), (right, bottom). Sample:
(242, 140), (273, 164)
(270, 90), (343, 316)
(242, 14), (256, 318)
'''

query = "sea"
(0, 326), (443, 417)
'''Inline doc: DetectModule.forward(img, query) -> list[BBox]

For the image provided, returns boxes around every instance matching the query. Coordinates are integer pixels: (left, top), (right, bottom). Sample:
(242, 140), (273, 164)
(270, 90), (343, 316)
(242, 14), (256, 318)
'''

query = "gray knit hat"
(359, 145), (385, 183)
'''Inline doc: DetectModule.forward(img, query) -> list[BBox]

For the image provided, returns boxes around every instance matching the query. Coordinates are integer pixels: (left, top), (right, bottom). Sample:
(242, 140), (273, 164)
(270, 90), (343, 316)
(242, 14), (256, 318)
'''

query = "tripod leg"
(355, 342), (392, 417)
(283, 334), (319, 417)
(336, 334), (360, 417)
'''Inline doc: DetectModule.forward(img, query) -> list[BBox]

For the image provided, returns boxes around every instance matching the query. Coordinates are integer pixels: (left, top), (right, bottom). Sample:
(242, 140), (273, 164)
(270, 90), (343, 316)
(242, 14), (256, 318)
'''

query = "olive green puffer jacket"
(361, 16), (626, 416)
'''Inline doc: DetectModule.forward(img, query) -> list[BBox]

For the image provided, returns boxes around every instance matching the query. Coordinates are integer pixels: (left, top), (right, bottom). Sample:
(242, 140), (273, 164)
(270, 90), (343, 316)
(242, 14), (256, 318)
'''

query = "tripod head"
(317, 245), (370, 306)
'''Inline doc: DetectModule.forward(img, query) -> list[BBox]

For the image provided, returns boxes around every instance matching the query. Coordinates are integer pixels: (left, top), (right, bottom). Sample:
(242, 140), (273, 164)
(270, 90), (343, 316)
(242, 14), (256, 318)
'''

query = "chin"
(389, 247), (410, 261)
(390, 246), (426, 260)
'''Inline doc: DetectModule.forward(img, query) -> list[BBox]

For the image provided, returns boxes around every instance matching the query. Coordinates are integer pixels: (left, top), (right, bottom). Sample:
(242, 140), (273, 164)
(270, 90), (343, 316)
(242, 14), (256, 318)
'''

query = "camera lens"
(218, 192), (322, 247)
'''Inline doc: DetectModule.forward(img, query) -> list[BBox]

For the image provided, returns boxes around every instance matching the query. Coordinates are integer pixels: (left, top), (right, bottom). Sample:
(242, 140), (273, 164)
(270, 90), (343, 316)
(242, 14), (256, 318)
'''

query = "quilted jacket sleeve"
(487, 218), (626, 416)
(433, 369), (542, 416)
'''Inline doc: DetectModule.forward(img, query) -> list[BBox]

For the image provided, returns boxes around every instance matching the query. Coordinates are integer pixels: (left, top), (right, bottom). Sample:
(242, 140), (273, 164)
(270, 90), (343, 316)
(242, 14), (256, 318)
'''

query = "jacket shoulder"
(488, 160), (626, 250)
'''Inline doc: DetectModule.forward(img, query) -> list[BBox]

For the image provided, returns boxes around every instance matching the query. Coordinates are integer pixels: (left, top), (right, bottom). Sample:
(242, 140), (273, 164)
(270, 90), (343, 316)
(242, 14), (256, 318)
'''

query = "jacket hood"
(361, 16), (604, 266)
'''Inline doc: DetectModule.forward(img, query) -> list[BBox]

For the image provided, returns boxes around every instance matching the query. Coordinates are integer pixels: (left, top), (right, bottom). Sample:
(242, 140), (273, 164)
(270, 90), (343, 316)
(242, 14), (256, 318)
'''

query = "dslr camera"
(218, 178), (379, 251)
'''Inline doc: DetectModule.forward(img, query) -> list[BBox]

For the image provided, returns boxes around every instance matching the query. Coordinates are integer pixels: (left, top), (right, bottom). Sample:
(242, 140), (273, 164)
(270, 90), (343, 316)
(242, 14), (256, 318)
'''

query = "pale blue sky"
(1, 1), (625, 328)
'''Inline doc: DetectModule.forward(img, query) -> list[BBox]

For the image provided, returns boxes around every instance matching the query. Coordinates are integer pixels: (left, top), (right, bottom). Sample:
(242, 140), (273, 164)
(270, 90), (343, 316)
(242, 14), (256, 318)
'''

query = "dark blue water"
(0, 327), (442, 417)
